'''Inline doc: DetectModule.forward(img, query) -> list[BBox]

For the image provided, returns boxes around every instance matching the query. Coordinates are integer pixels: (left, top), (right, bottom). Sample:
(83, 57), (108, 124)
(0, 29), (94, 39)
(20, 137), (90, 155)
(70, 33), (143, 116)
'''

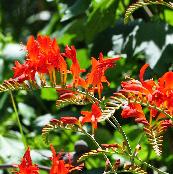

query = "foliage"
(0, 0), (173, 174)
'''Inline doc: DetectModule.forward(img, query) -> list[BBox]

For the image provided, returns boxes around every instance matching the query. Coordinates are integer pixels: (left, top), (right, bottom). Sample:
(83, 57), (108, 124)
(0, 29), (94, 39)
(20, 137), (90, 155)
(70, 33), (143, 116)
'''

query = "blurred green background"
(0, 0), (173, 173)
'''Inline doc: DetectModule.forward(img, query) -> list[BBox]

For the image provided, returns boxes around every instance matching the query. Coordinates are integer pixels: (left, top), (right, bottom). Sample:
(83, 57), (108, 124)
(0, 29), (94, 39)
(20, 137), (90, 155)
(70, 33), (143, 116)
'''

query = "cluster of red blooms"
(12, 35), (114, 147)
(14, 145), (81, 174)
(119, 64), (173, 128)
(12, 35), (120, 98)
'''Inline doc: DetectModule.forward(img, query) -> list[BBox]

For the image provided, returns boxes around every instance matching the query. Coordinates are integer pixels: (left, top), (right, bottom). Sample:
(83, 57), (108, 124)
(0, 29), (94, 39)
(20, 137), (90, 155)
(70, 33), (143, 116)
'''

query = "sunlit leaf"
(41, 88), (58, 101)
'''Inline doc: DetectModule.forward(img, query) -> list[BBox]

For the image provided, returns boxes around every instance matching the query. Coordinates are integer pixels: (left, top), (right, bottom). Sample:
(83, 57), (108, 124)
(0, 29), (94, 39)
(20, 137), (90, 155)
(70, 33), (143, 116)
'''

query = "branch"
(136, 157), (169, 174)
(82, 129), (113, 170)
(111, 116), (132, 157)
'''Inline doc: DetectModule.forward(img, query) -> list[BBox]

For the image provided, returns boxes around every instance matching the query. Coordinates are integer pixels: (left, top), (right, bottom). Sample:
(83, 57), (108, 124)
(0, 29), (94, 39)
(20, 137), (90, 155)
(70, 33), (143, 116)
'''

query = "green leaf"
(0, 93), (8, 110)
(18, 103), (35, 118)
(0, 135), (24, 163)
(77, 49), (90, 69)
(61, 0), (91, 22)
(165, 9), (173, 26)
(153, 44), (173, 75)
(122, 21), (173, 75)
(18, 102), (36, 126)
(59, 18), (86, 42)
(85, 0), (118, 42)
(40, 13), (60, 35)
(57, 33), (76, 45)
(34, 114), (53, 127)
(2, 43), (25, 61)
(41, 88), (58, 101)
(95, 128), (113, 144)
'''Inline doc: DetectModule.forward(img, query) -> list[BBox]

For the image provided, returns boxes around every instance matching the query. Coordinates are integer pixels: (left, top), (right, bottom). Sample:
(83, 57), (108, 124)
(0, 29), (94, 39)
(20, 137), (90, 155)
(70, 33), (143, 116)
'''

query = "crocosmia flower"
(121, 103), (148, 125)
(12, 35), (67, 85)
(86, 53), (120, 98)
(62, 45), (85, 87)
(80, 102), (102, 129)
(50, 145), (81, 174)
(119, 64), (173, 128)
(14, 147), (39, 174)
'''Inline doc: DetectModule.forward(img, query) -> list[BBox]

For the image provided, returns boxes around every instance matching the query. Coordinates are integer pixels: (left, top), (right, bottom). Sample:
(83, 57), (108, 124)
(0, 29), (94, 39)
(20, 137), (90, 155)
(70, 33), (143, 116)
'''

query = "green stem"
(83, 130), (113, 170)
(10, 91), (27, 149)
(106, 118), (117, 130)
(136, 157), (169, 174)
(111, 116), (132, 158)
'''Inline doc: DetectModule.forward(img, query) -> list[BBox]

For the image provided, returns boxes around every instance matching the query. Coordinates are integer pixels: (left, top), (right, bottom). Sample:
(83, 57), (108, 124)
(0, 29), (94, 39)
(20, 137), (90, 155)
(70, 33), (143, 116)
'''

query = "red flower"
(157, 73), (173, 115)
(26, 36), (39, 65)
(86, 53), (120, 98)
(13, 61), (27, 79)
(56, 86), (88, 106)
(158, 71), (173, 90)
(139, 65), (173, 115)
(121, 103), (148, 125)
(120, 64), (156, 100)
(159, 119), (172, 131)
(139, 64), (156, 93)
(12, 61), (29, 82)
(62, 45), (85, 87)
(50, 145), (81, 174)
(80, 103), (102, 129)
(12, 35), (67, 84)
(119, 64), (173, 127)
(120, 65), (158, 121)
(14, 147), (39, 174)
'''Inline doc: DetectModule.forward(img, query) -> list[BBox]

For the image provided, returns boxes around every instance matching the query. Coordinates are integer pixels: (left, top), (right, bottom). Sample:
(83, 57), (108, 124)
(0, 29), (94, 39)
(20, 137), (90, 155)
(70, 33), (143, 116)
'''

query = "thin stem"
(136, 157), (169, 174)
(106, 119), (117, 130)
(10, 91), (27, 149)
(146, 144), (151, 162)
(111, 116), (132, 157)
(83, 130), (113, 170)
